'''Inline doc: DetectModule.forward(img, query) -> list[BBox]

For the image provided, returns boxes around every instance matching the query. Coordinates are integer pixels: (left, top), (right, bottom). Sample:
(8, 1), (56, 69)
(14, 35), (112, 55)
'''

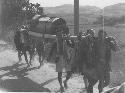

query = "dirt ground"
(0, 46), (102, 93)
(0, 40), (124, 93)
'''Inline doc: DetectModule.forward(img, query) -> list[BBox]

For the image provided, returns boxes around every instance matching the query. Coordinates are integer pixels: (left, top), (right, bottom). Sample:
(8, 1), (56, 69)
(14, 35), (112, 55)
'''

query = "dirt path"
(0, 49), (100, 92)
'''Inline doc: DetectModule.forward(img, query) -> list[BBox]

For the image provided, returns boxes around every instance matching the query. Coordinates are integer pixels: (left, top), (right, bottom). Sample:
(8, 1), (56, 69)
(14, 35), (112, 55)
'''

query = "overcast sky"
(30, 0), (125, 8)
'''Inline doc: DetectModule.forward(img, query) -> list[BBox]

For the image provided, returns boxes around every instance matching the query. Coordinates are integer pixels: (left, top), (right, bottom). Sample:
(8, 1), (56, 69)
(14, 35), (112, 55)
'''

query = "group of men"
(55, 28), (119, 91)
(14, 24), (119, 92)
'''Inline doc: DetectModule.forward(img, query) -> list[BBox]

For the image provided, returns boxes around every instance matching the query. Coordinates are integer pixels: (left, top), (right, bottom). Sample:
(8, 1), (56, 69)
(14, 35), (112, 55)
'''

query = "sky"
(30, 0), (125, 9)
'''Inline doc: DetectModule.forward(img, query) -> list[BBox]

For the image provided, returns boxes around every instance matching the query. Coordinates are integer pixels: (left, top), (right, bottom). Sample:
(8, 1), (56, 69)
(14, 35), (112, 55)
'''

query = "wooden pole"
(74, 0), (79, 35)
(0, 0), (1, 22)
(0, 0), (4, 31)
(28, 31), (87, 40)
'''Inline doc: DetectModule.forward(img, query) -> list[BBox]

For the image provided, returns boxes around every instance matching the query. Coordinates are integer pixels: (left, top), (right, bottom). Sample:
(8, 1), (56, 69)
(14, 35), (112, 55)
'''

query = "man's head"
(20, 25), (27, 32)
(77, 31), (83, 41)
(56, 28), (63, 37)
(86, 29), (95, 37)
(21, 25), (26, 29)
(66, 39), (75, 48)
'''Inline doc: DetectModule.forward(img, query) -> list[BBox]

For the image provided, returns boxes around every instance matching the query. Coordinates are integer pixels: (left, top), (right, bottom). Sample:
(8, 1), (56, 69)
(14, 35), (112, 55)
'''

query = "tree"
(0, 0), (44, 41)
(1, 0), (44, 28)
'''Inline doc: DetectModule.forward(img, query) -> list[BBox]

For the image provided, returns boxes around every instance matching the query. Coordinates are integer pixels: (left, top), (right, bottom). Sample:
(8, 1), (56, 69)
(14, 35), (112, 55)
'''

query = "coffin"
(28, 15), (69, 35)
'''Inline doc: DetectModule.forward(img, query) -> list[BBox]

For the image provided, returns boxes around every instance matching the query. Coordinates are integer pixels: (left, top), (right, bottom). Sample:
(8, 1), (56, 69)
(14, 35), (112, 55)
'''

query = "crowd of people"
(54, 28), (119, 92)
(14, 23), (119, 92)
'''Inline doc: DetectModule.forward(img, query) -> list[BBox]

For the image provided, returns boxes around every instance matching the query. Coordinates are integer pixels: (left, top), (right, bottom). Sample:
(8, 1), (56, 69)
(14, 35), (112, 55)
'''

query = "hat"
(87, 29), (95, 35)
(66, 39), (75, 48)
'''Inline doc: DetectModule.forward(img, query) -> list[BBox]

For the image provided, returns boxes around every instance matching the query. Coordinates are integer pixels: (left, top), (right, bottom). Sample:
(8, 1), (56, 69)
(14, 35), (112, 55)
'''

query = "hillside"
(44, 4), (74, 14)
(43, 3), (125, 25)
(103, 3), (125, 17)
(44, 4), (101, 25)
(44, 4), (101, 14)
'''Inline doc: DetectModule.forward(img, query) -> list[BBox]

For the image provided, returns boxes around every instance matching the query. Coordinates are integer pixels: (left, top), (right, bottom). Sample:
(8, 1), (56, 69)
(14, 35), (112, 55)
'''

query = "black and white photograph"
(0, 0), (125, 93)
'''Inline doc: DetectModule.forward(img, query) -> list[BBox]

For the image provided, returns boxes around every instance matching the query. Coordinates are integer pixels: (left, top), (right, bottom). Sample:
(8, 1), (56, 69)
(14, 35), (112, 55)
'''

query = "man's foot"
(26, 63), (30, 68)
(37, 65), (41, 69)
(63, 80), (68, 89)
(26, 65), (30, 69)
(29, 61), (32, 66)
(60, 86), (64, 92)
(46, 57), (50, 62)
(38, 62), (44, 68)
(19, 57), (22, 62)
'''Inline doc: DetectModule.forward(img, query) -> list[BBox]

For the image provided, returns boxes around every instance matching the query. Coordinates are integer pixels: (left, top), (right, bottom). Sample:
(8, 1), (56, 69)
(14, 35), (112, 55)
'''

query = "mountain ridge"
(44, 3), (125, 16)
(43, 3), (125, 25)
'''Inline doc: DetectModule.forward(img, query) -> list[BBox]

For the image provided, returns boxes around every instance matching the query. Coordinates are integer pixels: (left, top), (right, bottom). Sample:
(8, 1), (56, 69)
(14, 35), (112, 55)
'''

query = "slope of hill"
(44, 4), (101, 25)
(103, 3), (125, 17)
(44, 4), (101, 14)
(44, 4), (74, 14)
(44, 3), (125, 17)
(43, 3), (125, 25)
